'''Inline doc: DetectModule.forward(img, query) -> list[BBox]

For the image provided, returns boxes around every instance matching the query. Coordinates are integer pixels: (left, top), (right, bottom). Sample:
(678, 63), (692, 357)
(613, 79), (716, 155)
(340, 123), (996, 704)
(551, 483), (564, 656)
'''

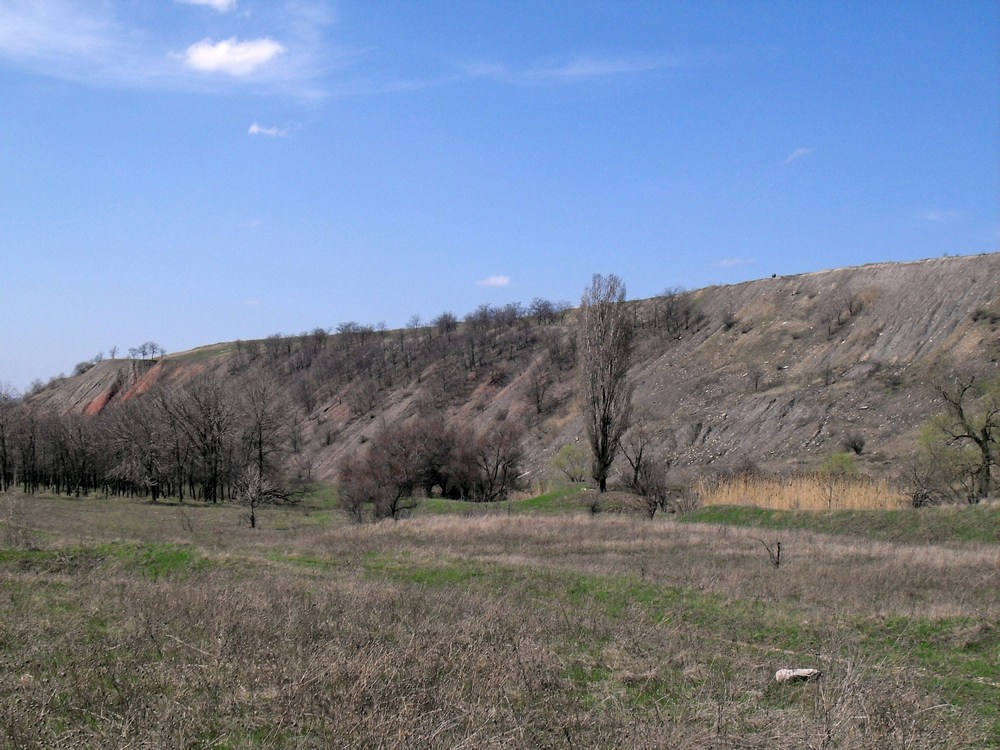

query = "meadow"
(0, 490), (997, 748)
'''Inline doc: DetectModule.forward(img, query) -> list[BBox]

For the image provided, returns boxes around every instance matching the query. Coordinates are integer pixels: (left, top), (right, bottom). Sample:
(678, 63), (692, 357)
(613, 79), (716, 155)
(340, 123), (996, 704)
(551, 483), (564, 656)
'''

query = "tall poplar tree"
(578, 273), (634, 492)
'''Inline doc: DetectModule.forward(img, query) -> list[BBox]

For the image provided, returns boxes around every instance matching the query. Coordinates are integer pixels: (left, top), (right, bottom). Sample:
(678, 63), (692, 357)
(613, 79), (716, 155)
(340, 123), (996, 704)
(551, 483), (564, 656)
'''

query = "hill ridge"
(27, 252), (1000, 483)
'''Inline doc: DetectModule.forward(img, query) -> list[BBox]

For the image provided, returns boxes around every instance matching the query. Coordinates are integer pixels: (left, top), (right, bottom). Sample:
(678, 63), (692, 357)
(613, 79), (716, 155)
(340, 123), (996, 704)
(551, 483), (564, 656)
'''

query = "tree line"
(0, 373), (293, 503)
(9, 276), (990, 518)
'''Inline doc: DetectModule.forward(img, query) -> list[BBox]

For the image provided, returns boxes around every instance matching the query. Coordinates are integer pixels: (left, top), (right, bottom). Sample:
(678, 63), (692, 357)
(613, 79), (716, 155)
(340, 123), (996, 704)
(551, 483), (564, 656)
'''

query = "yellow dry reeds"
(694, 472), (907, 511)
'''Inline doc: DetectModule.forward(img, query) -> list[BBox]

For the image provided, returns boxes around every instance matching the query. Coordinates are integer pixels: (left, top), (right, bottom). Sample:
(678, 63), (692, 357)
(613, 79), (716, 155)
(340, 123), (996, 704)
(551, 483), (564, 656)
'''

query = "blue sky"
(1, 0), (997, 391)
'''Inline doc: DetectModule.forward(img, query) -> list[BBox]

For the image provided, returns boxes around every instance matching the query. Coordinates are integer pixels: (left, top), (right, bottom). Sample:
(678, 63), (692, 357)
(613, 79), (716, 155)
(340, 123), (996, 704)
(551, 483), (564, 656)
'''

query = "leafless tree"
(431, 311), (458, 337)
(655, 287), (706, 336)
(239, 374), (291, 483)
(0, 384), (19, 492)
(578, 273), (634, 492)
(468, 422), (526, 502)
(619, 423), (680, 517)
(235, 464), (283, 529)
(528, 297), (556, 323)
(157, 375), (237, 503)
(525, 357), (552, 415)
(631, 457), (671, 519)
(931, 376), (1000, 501)
(618, 420), (655, 491)
(105, 400), (167, 501)
(338, 420), (427, 521)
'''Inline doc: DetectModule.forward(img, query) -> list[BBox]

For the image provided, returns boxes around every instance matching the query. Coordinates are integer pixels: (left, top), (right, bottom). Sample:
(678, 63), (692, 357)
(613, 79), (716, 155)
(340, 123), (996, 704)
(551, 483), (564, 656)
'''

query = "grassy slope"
(0, 491), (997, 748)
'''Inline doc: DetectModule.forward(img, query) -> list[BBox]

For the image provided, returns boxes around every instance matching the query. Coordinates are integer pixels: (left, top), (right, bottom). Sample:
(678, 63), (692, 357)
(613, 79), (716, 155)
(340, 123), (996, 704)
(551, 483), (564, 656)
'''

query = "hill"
(26, 252), (1000, 487)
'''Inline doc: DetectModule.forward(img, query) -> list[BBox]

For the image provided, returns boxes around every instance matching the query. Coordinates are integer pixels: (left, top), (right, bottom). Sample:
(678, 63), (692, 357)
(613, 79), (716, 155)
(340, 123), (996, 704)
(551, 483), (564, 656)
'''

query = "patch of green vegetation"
(363, 552), (487, 587)
(416, 497), (489, 515)
(679, 504), (1000, 543)
(624, 671), (688, 708)
(94, 541), (206, 579)
(356, 549), (997, 737)
(296, 484), (340, 510)
(512, 485), (589, 513)
(566, 663), (611, 685)
(265, 552), (339, 570)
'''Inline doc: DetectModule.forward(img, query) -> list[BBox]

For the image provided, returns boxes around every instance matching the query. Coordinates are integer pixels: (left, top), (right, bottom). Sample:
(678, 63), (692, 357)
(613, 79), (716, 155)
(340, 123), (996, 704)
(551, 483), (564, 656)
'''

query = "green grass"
(94, 541), (202, 578)
(353, 548), (998, 739)
(514, 485), (590, 512)
(2, 492), (996, 747)
(679, 503), (1000, 543)
(264, 552), (341, 570)
(0, 541), (205, 579)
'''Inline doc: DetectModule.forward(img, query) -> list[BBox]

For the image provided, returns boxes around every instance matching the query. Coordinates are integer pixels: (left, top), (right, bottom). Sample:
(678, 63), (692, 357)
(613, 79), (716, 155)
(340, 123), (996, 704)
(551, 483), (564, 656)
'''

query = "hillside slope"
(30, 253), (1000, 485)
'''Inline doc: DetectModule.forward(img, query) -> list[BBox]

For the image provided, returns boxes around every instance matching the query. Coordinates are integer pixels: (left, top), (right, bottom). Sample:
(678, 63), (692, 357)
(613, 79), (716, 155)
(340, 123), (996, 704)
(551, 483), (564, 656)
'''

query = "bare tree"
(526, 356), (552, 415)
(235, 464), (283, 528)
(931, 376), (1000, 501)
(578, 273), (634, 492)
(105, 400), (167, 501)
(0, 384), (19, 492)
(337, 420), (427, 521)
(239, 374), (290, 482)
(157, 375), (237, 503)
(528, 297), (556, 323)
(468, 422), (526, 502)
(431, 311), (458, 337)
(618, 420), (655, 490)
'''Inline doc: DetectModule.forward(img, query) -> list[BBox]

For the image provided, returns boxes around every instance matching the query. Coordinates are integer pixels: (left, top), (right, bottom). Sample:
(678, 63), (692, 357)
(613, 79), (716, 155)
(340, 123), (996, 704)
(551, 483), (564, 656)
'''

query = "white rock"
(775, 668), (822, 683)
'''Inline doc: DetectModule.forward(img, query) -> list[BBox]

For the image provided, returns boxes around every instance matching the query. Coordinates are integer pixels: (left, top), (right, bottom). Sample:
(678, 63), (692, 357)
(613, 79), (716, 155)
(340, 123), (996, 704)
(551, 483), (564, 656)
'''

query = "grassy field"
(1, 491), (997, 748)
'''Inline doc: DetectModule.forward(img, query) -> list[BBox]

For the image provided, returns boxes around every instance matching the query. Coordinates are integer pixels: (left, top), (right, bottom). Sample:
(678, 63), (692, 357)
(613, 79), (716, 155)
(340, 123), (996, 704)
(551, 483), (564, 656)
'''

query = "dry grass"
(0, 493), (996, 748)
(694, 473), (908, 511)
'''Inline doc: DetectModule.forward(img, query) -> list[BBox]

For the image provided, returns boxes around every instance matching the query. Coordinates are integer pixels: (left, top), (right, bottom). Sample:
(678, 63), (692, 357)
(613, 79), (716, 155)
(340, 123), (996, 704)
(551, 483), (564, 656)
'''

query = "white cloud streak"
(376, 50), (727, 94)
(248, 122), (289, 137)
(477, 275), (510, 288)
(175, 0), (236, 11)
(784, 147), (812, 164)
(523, 54), (683, 83)
(183, 37), (285, 76)
(713, 258), (753, 268)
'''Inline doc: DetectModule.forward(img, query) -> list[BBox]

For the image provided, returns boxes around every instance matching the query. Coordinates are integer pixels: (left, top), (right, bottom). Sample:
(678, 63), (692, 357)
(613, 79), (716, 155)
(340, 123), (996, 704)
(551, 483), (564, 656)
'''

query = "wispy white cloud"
(0, 0), (115, 64)
(713, 258), (753, 268)
(244, 299), (260, 306)
(916, 209), (959, 223)
(248, 122), (289, 137)
(175, 0), (236, 12)
(477, 275), (510, 288)
(523, 53), (685, 83)
(0, 0), (335, 96)
(376, 50), (725, 94)
(784, 147), (812, 164)
(183, 37), (285, 76)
